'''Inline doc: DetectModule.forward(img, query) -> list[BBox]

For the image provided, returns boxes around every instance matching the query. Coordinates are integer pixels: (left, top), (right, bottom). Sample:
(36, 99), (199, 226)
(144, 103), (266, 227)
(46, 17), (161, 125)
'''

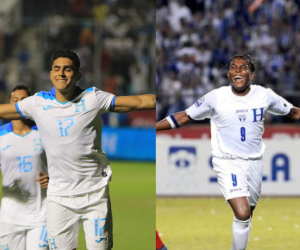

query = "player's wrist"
(166, 114), (179, 129)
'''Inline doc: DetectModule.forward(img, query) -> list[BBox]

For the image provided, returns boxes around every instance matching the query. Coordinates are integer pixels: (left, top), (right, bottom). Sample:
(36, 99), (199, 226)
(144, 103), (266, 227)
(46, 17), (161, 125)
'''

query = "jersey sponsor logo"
(2, 145), (11, 150)
(236, 109), (248, 113)
(96, 237), (107, 243)
(195, 97), (205, 108)
(230, 188), (242, 193)
(43, 105), (52, 110)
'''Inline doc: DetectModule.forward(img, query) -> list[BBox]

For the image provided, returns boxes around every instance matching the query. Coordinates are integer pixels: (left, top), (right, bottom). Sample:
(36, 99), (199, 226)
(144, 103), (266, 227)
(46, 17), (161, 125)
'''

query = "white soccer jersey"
(16, 86), (115, 196)
(186, 85), (293, 159)
(0, 123), (47, 226)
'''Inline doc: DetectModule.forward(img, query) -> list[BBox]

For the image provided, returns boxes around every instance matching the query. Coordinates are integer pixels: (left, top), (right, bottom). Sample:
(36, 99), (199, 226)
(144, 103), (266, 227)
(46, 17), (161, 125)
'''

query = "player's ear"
(77, 71), (83, 81)
(250, 73), (256, 80)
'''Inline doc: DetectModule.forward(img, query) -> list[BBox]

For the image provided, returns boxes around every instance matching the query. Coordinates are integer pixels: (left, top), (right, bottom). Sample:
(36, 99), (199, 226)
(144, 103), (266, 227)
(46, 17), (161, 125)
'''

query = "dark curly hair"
(228, 54), (256, 73)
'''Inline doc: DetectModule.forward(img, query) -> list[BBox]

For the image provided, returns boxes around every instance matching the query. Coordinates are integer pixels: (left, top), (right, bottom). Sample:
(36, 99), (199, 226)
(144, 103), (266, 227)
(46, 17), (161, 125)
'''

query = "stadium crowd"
(156, 0), (300, 123)
(0, 0), (155, 126)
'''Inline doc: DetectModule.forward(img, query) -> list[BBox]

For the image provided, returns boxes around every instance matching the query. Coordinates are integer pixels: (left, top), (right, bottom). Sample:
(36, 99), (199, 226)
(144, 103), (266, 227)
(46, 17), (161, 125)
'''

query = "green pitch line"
(157, 197), (300, 250)
(0, 160), (156, 250)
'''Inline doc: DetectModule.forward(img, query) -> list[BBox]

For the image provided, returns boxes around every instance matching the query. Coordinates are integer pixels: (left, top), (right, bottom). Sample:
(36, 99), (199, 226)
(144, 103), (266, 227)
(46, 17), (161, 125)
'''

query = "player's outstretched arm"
(287, 107), (300, 121)
(0, 104), (21, 120)
(156, 111), (190, 131)
(112, 95), (155, 113)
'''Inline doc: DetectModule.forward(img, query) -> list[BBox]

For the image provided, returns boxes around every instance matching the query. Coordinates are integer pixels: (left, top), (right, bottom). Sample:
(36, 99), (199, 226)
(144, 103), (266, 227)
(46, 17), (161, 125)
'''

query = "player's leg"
(212, 157), (252, 250)
(47, 196), (80, 250)
(26, 225), (49, 250)
(82, 186), (113, 250)
(0, 231), (26, 250)
(156, 230), (168, 250)
(248, 157), (263, 219)
(228, 197), (251, 250)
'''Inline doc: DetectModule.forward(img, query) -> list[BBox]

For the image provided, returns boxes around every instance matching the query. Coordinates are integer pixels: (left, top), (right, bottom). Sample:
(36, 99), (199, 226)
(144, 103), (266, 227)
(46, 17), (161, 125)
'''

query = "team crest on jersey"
(195, 97), (205, 108)
(238, 114), (246, 122)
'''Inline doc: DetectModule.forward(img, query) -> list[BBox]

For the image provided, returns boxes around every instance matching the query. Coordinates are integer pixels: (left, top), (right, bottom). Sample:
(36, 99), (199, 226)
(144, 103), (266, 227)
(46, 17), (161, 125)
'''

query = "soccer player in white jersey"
(156, 54), (300, 250)
(0, 49), (155, 250)
(0, 85), (49, 250)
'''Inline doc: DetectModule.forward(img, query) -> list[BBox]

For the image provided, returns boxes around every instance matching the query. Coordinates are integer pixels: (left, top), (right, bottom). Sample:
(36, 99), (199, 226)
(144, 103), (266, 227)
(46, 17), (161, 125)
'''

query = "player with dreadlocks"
(156, 54), (300, 250)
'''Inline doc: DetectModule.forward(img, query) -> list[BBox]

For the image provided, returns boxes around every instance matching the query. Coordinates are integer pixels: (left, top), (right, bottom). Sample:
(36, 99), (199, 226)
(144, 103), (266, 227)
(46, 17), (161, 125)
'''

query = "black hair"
(228, 54), (256, 73)
(11, 84), (31, 96)
(51, 49), (81, 72)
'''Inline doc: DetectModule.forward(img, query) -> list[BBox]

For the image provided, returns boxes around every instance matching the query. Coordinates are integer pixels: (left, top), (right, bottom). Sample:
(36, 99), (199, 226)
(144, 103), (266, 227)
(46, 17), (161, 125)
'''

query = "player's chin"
(54, 81), (70, 90)
(232, 81), (247, 90)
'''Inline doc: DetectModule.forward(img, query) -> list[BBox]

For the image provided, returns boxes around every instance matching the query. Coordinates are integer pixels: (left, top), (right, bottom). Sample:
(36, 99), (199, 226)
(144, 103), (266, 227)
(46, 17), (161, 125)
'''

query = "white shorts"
(212, 157), (263, 206)
(47, 186), (113, 250)
(0, 223), (48, 250)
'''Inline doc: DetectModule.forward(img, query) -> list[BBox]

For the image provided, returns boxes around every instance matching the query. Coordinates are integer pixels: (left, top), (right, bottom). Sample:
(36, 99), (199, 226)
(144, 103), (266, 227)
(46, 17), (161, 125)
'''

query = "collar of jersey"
(0, 122), (36, 137)
(50, 86), (86, 105)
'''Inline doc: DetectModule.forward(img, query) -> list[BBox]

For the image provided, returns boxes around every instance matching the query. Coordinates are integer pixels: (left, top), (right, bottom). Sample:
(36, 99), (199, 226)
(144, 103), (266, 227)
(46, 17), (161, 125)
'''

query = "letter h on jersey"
(1, 244), (9, 250)
(48, 238), (57, 249)
(252, 108), (264, 122)
(33, 139), (44, 151)
(75, 99), (87, 113)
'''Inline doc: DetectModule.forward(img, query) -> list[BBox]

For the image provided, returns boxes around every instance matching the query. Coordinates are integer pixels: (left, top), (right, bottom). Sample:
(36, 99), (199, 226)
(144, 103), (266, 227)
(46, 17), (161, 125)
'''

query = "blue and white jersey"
(0, 122), (47, 226)
(16, 86), (115, 196)
(186, 85), (293, 159)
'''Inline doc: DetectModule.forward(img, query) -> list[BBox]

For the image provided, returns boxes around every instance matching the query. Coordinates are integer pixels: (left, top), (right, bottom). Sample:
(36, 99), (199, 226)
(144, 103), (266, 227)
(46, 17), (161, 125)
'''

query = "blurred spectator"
(156, 0), (300, 123)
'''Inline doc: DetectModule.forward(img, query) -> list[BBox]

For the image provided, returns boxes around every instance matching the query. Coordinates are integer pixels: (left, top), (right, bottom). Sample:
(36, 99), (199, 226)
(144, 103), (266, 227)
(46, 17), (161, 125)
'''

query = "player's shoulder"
(0, 122), (13, 137)
(36, 87), (56, 100)
(251, 85), (277, 97)
(214, 85), (231, 93)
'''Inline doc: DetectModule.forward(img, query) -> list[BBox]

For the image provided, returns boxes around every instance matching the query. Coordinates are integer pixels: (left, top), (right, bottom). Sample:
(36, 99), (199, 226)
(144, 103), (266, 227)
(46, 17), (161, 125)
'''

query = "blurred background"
(156, 0), (300, 123)
(156, 1), (300, 249)
(0, 1), (155, 249)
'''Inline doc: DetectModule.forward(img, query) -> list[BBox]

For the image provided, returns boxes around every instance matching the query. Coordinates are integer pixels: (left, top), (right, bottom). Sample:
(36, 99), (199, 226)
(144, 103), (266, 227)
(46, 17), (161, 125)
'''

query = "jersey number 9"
(240, 127), (246, 142)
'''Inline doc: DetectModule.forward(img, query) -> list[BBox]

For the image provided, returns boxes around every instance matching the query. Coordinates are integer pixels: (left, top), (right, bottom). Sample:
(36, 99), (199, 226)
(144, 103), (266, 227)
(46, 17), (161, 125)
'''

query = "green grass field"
(157, 197), (300, 250)
(0, 161), (156, 250)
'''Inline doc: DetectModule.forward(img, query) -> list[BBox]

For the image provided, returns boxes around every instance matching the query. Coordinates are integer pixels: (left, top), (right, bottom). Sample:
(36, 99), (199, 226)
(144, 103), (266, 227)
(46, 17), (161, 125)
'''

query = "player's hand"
(36, 171), (49, 189)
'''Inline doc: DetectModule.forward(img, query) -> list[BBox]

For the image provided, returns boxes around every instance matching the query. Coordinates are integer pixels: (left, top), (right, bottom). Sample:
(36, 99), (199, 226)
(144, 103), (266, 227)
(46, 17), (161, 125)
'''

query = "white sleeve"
(15, 96), (35, 120)
(266, 89), (293, 115)
(95, 88), (115, 113)
(185, 90), (215, 120)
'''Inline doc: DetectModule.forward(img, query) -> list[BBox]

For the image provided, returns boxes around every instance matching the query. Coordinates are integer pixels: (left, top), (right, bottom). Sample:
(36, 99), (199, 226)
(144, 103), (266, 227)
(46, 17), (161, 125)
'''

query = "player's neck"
(231, 86), (251, 96)
(55, 87), (77, 103)
(12, 120), (31, 136)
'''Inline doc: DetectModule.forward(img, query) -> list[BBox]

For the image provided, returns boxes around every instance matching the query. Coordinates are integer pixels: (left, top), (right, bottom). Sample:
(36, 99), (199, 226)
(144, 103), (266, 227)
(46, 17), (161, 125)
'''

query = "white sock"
(231, 216), (251, 250)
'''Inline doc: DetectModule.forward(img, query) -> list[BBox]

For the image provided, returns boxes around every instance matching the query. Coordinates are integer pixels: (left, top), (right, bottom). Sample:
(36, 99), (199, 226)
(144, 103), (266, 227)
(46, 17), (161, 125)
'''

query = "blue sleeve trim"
(0, 122), (13, 136)
(15, 103), (25, 119)
(170, 114), (180, 128)
(110, 96), (116, 112)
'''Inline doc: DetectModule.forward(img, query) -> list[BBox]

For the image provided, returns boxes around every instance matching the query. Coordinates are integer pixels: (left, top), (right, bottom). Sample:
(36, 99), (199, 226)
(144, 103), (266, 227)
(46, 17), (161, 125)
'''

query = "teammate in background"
(0, 49), (155, 250)
(156, 230), (167, 250)
(156, 54), (300, 250)
(0, 85), (49, 250)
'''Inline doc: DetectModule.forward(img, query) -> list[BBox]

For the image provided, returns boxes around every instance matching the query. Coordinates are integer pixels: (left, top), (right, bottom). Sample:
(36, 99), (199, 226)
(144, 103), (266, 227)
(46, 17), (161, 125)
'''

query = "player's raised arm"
(287, 107), (300, 121)
(0, 104), (22, 120)
(156, 111), (191, 131)
(112, 94), (155, 112)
